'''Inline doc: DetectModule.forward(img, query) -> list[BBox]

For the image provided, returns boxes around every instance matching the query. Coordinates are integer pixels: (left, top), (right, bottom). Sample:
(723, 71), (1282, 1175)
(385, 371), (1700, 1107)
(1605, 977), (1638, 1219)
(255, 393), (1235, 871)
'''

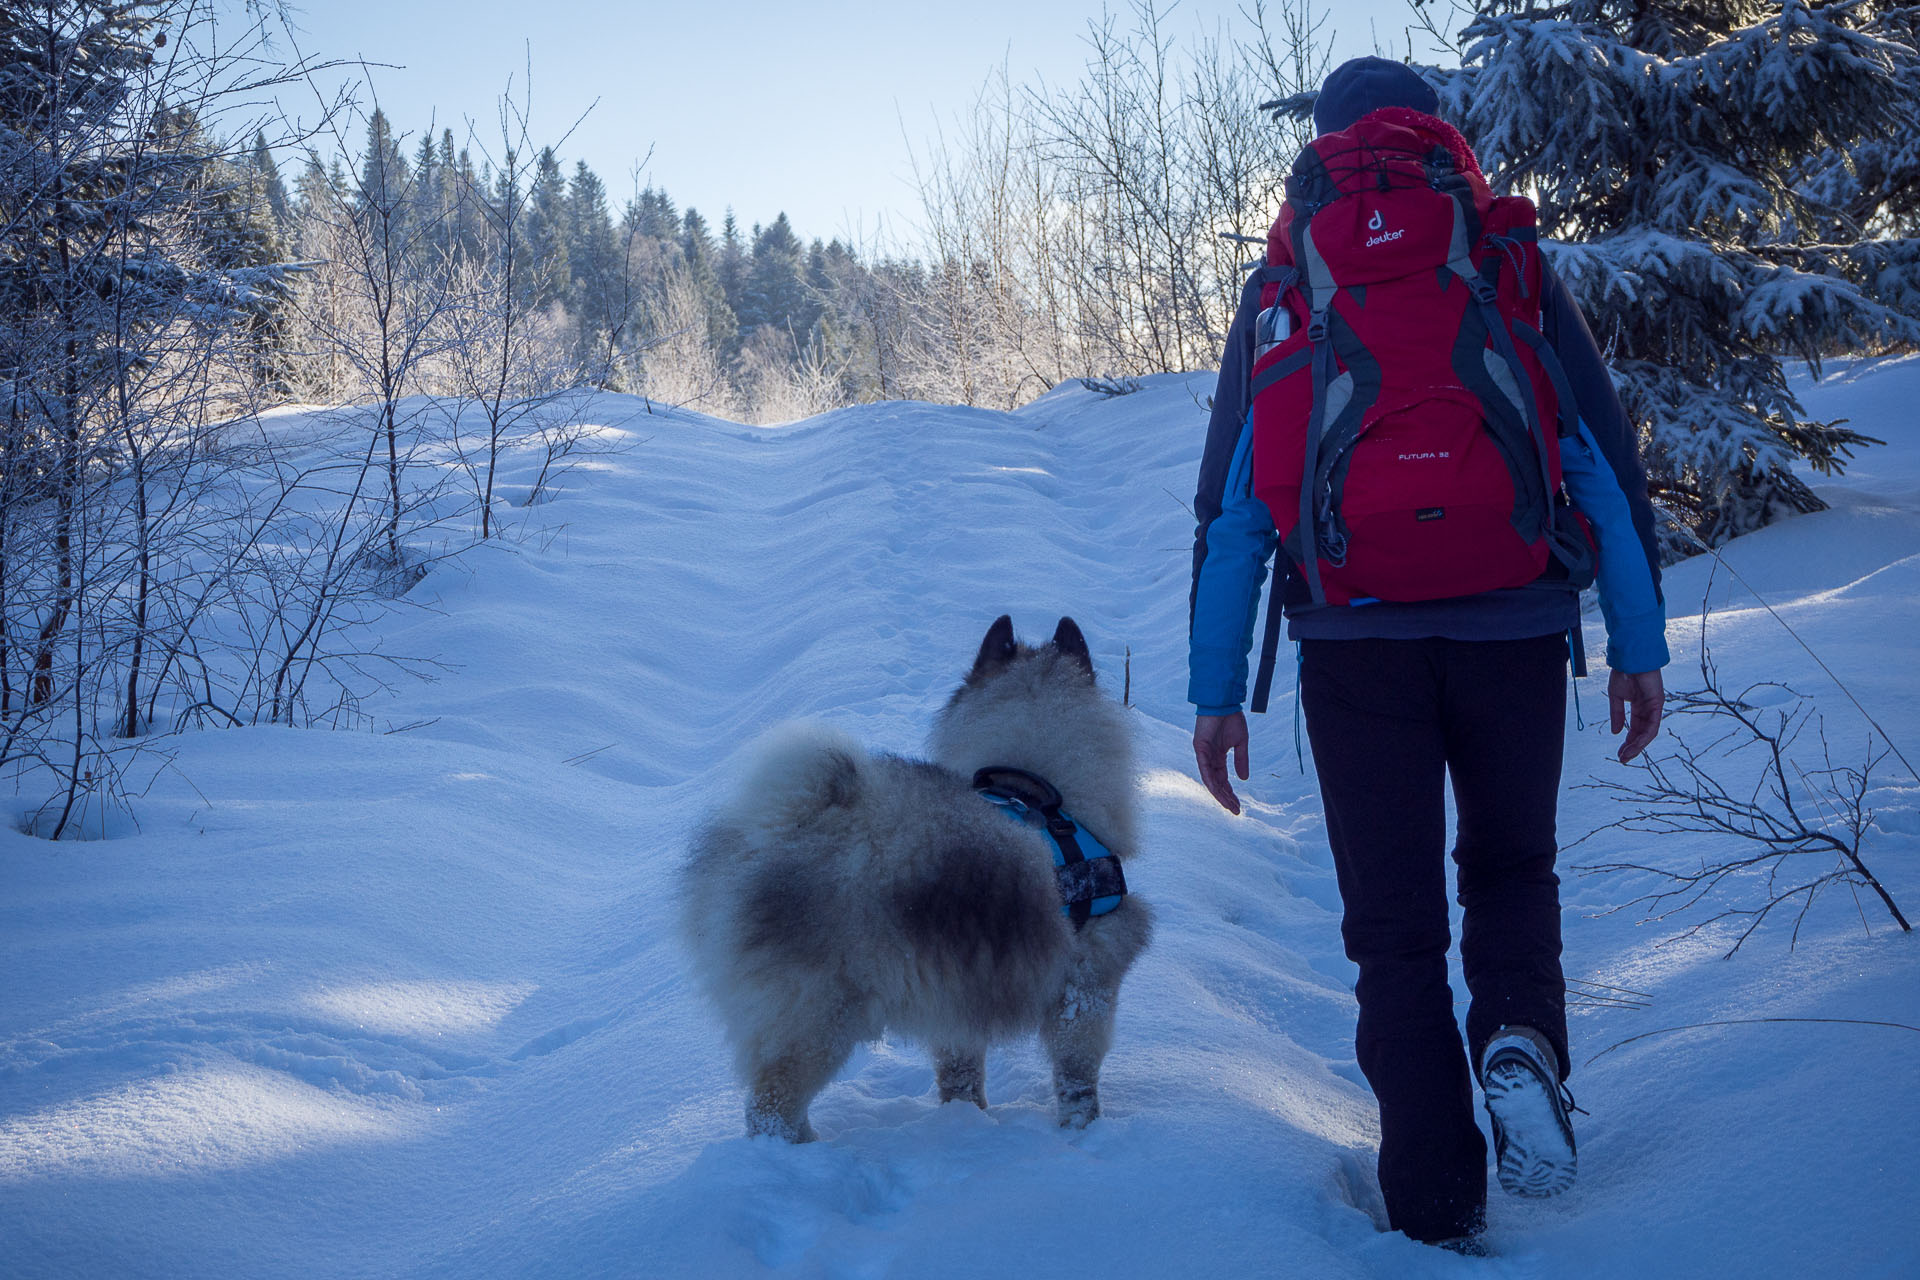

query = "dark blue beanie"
(1313, 56), (1440, 135)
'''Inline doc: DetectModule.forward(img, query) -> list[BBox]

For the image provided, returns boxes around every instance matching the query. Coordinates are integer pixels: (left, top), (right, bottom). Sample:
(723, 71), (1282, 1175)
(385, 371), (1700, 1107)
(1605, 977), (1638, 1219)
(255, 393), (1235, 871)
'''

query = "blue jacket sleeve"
(1560, 422), (1671, 672)
(1540, 256), (1671, 672)
(1189, 413), (1277, 712)
(1188, 269), (1279, 714)
(1541, 257), (1665, 603)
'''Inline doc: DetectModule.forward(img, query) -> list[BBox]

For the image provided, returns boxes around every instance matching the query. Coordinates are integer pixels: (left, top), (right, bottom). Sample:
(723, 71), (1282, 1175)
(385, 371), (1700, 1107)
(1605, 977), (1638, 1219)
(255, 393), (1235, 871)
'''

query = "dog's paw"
(934, 1053), (989, 1110)
(937, 1086), (989, 1110)
(1055, 1084), (1099, 1129)
(747, 1104), (816, 1143)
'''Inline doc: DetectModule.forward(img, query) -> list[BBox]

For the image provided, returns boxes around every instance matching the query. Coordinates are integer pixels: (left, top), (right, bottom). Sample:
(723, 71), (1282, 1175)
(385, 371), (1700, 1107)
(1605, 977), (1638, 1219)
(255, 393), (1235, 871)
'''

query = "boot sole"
(1484, 1057), (1577, 1197)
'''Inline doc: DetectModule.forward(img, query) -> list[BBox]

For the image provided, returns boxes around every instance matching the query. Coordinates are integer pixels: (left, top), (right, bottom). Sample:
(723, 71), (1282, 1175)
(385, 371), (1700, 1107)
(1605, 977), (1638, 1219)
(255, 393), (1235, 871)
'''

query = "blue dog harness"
(972, 766), (1128, 929)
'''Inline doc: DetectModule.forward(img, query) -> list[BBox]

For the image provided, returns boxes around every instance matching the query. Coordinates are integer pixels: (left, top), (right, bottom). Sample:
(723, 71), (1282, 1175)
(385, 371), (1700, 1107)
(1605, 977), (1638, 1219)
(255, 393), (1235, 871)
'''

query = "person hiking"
(1186, 56), (1670, 1252)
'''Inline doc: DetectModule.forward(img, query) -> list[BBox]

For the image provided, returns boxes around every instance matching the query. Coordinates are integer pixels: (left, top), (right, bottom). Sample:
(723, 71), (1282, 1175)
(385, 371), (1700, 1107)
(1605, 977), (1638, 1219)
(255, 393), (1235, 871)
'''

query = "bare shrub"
(1573, 598), (1910, 955)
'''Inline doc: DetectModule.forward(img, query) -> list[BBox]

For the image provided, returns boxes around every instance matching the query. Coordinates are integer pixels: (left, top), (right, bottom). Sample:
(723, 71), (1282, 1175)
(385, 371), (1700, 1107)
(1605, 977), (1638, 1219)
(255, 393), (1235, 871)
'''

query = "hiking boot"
(1479, 1025), (1577, 1198)
(1433, 1234), (1491, 1258)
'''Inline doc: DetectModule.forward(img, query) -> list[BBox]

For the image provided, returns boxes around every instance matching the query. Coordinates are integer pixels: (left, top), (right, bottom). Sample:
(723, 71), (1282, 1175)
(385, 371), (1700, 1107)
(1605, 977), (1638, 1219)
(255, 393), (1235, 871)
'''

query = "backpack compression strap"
(1512, 317), (1599, 590)
(1291, 217), (1343, 606)
(1249, 560), (1289, 714)
(1471, 248), (1556, 540)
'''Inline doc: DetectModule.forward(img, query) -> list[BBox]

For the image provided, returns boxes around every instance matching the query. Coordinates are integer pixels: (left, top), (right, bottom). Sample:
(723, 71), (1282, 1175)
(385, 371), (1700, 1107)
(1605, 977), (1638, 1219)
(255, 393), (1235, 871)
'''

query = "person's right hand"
(1609, 668), (1665, 763)
(1193, 712), (1250, 815)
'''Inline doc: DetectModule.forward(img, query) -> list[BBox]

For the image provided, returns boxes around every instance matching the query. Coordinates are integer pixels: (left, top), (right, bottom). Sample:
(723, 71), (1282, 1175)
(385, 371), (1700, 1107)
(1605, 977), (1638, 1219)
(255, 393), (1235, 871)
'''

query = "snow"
(4, 359), (1918, 1277)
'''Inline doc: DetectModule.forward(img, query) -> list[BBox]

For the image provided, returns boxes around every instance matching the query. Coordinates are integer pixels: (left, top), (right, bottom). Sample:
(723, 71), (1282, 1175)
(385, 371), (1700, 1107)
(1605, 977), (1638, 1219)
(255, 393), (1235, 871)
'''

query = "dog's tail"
(722, 720), (867, 831)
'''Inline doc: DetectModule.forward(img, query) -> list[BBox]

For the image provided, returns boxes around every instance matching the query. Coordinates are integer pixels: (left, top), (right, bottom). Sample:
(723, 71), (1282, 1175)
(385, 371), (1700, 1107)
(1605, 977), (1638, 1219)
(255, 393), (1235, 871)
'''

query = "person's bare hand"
(1609, 668), (1665, 763)
(1193, 712), (1250, 814)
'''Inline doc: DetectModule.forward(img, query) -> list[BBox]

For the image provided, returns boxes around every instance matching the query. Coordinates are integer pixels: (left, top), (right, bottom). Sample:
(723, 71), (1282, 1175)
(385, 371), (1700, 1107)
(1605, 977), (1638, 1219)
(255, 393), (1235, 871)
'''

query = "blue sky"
(271, 0), (1430, 245)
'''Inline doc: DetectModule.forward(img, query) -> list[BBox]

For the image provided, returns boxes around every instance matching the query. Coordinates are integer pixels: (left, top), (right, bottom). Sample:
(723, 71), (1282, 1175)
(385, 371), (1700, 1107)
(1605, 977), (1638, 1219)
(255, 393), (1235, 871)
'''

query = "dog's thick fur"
(680, 616), (1152, 1141)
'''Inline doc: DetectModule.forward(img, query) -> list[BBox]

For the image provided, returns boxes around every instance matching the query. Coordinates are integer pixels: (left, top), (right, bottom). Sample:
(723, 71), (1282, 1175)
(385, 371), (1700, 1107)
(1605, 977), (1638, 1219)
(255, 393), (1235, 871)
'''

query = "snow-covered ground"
(3, 359), (1916, 1278)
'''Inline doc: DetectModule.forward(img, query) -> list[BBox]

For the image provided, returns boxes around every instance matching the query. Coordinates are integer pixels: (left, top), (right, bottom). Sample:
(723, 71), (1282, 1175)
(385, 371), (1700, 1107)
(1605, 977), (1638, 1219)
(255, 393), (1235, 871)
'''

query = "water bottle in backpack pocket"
(1254, 303), (1292, 362)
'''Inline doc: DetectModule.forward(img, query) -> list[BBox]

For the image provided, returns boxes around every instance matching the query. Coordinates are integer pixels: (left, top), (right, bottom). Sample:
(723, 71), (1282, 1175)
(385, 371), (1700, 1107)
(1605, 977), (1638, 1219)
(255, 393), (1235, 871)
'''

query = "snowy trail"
(381, 381), (1390, 1278)
(3, 365), (1917, 1277)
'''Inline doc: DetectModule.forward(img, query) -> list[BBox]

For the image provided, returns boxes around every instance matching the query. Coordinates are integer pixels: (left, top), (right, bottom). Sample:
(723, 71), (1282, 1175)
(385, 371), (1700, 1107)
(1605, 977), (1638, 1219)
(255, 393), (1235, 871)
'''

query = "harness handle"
(970, 766), (1062, 811)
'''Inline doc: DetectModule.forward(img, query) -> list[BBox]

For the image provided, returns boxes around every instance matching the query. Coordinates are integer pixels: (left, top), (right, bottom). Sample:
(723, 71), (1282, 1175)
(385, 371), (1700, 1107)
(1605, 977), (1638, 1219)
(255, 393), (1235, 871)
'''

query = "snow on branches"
(1432, 0), (1920, 553)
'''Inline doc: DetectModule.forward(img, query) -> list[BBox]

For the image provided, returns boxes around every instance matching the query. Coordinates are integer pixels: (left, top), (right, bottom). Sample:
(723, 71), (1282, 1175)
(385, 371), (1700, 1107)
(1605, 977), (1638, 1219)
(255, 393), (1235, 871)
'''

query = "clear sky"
(266, 0), (1434, 246)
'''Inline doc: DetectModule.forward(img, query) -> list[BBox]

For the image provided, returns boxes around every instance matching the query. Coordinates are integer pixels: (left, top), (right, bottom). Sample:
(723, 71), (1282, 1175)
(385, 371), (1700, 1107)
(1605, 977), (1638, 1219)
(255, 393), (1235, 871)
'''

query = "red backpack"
(1247, 108), (1592, 610)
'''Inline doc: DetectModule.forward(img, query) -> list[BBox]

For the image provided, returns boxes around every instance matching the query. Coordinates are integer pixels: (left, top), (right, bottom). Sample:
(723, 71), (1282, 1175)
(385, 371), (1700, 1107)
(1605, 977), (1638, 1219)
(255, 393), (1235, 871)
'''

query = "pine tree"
(739, 212), (815, 341)
(0, 0), (289, 741)
(565, 160), (622, 376)
(444, 130), (485, 264)
(681, 207), (716, 274)
(0, 0), (161, 711)
(1422, 0), (1920, 549)
(565, 162), (616, 296)
(630, 186), (679, 241)
(1794, 5), (1920, 323)
(521, 146), (572, 310)
(294, 149), (334, 219)
(491, 154), (527, 300)
(810, 238), (879, 402)
(165, 106), (289, 386)
(717, 208), (748, 330)
(806, 238), (832, 304)
(251, 129), (293, 230)
(357, 107), (410, 231)
(409, 128), (445, 260)
(681, 207), (738, 352)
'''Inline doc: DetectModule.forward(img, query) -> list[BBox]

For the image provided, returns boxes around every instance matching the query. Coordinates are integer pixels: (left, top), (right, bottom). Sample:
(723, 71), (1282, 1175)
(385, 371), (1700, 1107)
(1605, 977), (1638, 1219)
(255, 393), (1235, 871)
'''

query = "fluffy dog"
(680, 615), (1152, 1141)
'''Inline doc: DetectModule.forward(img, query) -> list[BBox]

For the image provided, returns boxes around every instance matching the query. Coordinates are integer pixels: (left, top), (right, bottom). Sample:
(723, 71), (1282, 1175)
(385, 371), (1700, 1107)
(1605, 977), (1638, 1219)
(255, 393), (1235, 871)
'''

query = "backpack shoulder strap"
(1249, 559), (1289, 714)
(1233, 260), (1299, 715)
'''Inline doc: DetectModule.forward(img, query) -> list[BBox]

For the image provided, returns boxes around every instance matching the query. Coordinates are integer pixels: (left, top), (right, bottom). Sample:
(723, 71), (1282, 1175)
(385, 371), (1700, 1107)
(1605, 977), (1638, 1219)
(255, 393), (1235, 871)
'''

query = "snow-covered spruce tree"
(0, 0), (299, 831)
(1420, 0), (1920, 551)
(1794, 4), (1920, 322)
(1, 0), (169, 720)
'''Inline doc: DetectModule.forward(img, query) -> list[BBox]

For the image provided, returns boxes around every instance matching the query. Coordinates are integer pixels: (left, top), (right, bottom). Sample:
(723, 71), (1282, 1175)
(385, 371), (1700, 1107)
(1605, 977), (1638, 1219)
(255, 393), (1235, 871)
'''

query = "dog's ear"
(1051, 617), (1094, 677)
(971, 615), (1019, 678)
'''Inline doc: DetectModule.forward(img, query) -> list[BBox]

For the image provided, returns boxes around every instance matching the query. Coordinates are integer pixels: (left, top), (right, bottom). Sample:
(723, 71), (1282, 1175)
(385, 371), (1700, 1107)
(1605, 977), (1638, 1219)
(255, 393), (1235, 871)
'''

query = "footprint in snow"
(1326, 1148), (1390, 1235)
(720, 1140), (914, 1269)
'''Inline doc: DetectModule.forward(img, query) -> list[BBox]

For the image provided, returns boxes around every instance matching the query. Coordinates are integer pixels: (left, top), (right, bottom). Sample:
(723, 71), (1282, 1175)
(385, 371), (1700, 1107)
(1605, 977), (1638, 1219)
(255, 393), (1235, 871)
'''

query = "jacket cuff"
(1188, 644), (1249, 712)
(1604, 608), (1671, 673)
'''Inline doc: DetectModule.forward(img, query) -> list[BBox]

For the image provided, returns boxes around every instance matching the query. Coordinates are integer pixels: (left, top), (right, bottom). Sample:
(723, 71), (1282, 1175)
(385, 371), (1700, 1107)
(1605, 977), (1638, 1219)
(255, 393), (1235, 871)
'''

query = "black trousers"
(1299, 634), (1570, 1243)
